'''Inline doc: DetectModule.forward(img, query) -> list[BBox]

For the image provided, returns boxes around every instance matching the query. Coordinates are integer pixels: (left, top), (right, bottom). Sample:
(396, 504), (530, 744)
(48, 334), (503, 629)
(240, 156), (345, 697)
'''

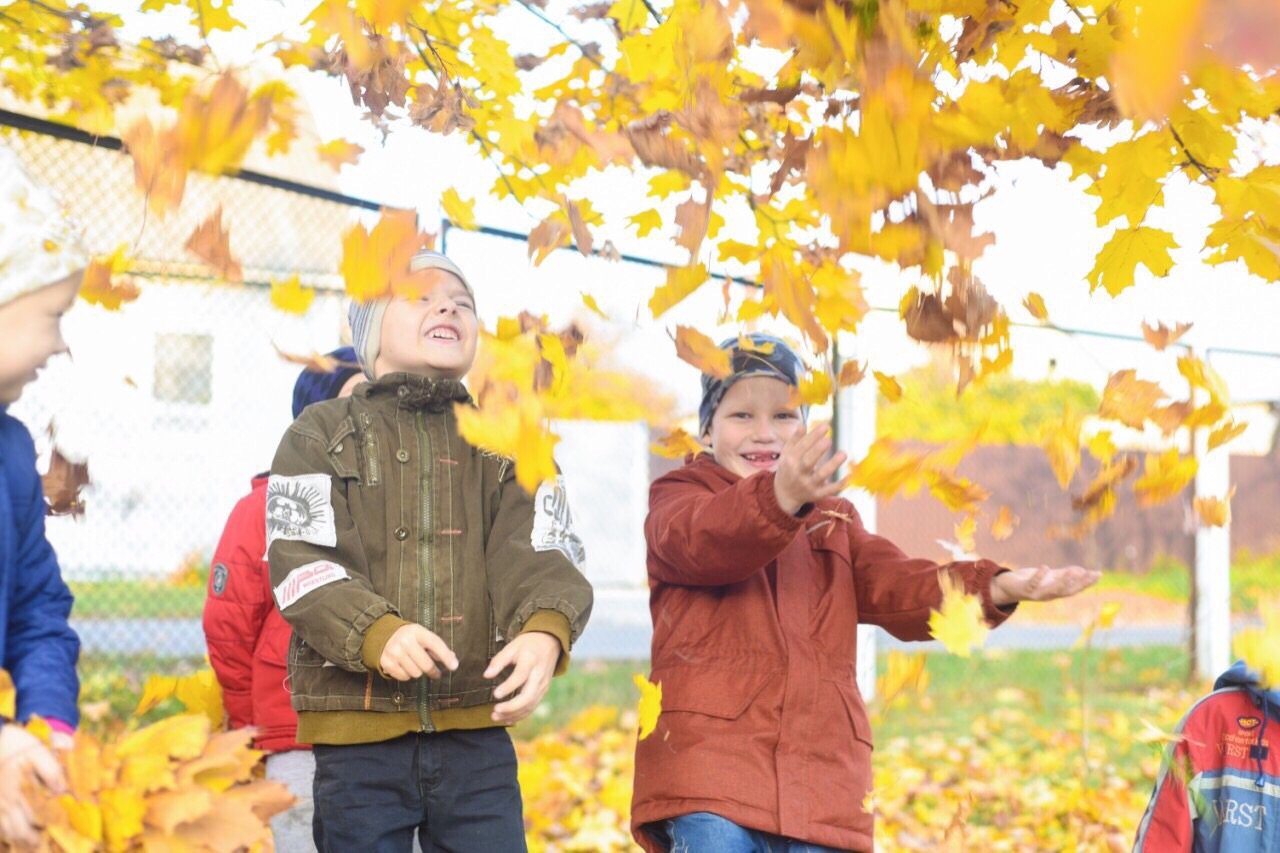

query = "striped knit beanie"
(0, 145), (87, 307)
(347, 250), (474, 378)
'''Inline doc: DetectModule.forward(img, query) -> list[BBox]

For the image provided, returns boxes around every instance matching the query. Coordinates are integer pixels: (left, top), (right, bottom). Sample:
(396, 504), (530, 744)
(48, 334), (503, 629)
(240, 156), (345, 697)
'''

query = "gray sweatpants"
(265, 750), (317, 852)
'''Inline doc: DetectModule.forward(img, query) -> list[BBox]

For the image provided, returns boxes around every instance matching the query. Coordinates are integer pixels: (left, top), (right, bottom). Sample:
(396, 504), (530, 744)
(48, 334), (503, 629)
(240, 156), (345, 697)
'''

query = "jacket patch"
(531, 476), (586, 569)
(266, 473), (336, 550)
(1239, 716), (1262, 730)
(211, 563), (228, 596)
(273, 560), (349, 609)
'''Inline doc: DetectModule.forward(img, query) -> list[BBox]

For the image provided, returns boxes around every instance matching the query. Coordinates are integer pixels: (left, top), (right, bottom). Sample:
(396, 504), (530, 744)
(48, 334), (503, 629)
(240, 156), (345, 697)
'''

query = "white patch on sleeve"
(531, 476), (586, 569)
(266, 473), (337, 550)
(273, 560), (350, 610)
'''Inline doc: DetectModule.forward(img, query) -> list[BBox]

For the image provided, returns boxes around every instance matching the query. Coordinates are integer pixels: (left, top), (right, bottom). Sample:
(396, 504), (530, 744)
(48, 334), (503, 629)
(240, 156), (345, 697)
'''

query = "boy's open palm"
(379, 624), (459, 681)
(774, 423), (848, 515)
(0, 725), (65, 848)
(485, 632), (561, 725)
(990, 565), (1101, 606)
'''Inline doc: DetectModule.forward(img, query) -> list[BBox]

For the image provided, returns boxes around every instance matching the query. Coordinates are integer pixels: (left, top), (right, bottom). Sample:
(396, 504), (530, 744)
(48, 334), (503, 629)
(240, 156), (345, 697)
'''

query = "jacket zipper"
(416, 410), (436, 733)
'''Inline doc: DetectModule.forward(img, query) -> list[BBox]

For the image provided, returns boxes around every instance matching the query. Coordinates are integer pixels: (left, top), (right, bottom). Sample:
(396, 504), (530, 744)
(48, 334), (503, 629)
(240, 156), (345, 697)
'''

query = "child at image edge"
(267, 251), (593, 852)
(631, 333), (1101, 853)
(0, 147), (83, 848)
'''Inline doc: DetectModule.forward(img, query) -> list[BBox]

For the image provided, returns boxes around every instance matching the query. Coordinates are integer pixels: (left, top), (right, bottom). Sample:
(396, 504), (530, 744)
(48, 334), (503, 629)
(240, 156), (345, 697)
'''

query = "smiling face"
(373, 269), (478, 379)
(0, 271), (81, 404)
(705, 374), (805, 478)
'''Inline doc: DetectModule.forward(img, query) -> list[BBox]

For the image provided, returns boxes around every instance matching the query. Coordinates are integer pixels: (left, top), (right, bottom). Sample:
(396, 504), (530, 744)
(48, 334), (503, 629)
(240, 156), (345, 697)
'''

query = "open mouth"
(424, 324), (461, 343)
(741, 451), (780, 468)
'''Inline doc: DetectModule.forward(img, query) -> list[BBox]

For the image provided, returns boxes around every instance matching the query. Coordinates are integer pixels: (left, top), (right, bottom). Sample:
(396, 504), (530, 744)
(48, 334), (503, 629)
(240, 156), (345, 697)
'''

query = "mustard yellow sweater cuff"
(360, 614), (412, 675)
(519, 610), (573, 676)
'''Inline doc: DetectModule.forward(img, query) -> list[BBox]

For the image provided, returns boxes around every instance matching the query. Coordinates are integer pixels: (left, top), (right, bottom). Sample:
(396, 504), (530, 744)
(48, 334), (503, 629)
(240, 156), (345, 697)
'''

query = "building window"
(154, 333), (213, 405)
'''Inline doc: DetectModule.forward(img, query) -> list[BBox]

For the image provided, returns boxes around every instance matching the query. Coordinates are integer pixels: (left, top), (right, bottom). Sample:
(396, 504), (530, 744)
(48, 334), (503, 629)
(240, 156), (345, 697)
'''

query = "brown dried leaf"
(673, 326), (731, 378)
(1141, 320), (1193, 351)
(528, 217), (571, 266)
(184, 206), (243, 282)
(43, 446), (90, 517)
(567, 201), (594, 257)
(674, 197), (711, 258)
(838, 360), (867, 387)
(1099, 370), (1166, 429)
(272, 345), (359, 374)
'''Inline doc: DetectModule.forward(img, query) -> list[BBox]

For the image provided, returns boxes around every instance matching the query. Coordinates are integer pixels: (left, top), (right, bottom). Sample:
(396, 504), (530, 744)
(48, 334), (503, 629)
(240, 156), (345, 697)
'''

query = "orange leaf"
(1040, 406), (1083, 488)
(1133, 449), (1198, 506)
(649, 263), (709, 317)
(179, 73), (272, 176)
(673, 326), (731, 378)
(316, 138), (364, 170)
(1194, 487), (1235, 527)
(838, 360), (867, 387)
(1099, 370), (1165, 429)
(673, 197), (710, 259)
(1023, 292), (1049, 322)
(874, 371), (902, 402)
(1209, 419), (1248, 450)
(184, 206), (243, 282)
(567, 201), (594, 256)
(651, 427), (703, 459)
(528, 217), (571, 267)
(990, 505), (1018, 541)
(341, 208), (431, 301)
(43, 445), (90, 517)
(1141, 320), (1193, 351)
(80, 245), (140, 311)
(121, 118), (187, 217)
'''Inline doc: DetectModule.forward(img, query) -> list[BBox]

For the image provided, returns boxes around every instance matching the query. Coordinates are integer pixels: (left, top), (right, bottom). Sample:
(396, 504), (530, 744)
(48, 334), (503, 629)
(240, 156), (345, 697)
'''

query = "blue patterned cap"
(698, 333), (807, 436)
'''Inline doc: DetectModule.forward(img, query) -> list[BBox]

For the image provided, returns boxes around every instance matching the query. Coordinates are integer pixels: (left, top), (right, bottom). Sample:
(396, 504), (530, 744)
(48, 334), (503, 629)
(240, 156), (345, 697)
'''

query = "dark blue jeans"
(312, 728), (526, 853)
(658, 812), (850, 853)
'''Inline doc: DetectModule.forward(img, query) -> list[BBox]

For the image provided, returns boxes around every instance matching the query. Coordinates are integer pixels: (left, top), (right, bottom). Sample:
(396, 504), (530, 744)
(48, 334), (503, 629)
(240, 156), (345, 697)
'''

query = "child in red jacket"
(203, 347), (361, 852)
(631, 333), (1101, 853)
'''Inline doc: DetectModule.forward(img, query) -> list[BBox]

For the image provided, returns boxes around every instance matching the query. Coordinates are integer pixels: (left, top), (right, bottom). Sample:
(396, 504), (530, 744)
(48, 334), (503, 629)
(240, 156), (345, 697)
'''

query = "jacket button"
(394, 526), (409, 540)
(334, 442), (344, 453)
(397, 386), (409, 398)
(396, 449), (410, 463)
(393, 692), (404, 704)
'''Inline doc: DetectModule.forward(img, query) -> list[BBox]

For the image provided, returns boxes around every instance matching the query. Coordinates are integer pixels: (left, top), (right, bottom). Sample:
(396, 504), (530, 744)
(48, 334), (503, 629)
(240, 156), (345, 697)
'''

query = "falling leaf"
(441, 188), (478, 230)
(272, 345), (358, 373)
(990, 506), (1018, 541)
(43, 445), (90, 517)
(1087, 226), (1178, 296)
(178, 73), (272, 176)
(928, 573), (989, 658)
(1074, 601), (1124, 648)
(1234, 598), (1280, 688)
(1023, 292), (1049, 322)
(673, 326), (731, 378)
(628, 208), (662, 238)
(651, 427), (703, 458)
(269, 274), (315, 315)
(649, 263), (708, 317)
(633, 673), (662, 740)
(580, 292), (609, 320)
(1141, 320), (1193, 351)
(1194, 487), (1235, 527)
(80, 244), (141, 311)
(184, 206), (243, 282)
(1072, 456), (1139, 527)
(875, 652), (929, 709)
(953, 514), (977, 553)
(737, 335), (775, 355)
(1086, 430), (1117, 464)
(341, 208), (431, 301)
(315, 138), (363, 170)
(1109, 0), (1207, 121)
(1208, 419), (1247, 450)
(567, 201), (594, 256)
(1040, 406), (1083, 488)
(1098, 369), (1165, 429)
(795, 370), (831, 406)
(929, 472), (989, 515)
(120, 118), (187, 217)
(528, 217), (571, 266)
(673, 197), (710, 258)
(838, 360), (867, 387)
(875, 371), (903, 402)
(1133, 449), (1198, 506)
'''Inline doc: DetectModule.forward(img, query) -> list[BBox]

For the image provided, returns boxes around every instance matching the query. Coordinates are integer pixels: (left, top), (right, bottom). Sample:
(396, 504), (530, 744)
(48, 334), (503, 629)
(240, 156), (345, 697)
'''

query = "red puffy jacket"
(203, 475), (305, 752)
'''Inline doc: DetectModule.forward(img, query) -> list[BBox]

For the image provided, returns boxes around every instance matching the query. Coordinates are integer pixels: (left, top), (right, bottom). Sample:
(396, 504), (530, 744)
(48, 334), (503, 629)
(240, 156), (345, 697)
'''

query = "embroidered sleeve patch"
(266, 473), (337, 550)
(211, 563), (229, 596)
(273, 560), (350, 609)
(531, 476), (586, 569)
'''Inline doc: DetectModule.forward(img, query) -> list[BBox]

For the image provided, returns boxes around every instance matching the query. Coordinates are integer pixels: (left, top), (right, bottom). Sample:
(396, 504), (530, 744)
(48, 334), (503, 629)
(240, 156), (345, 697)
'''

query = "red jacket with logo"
(202, 475), (304, 752)
(631, 454), (1015, 852)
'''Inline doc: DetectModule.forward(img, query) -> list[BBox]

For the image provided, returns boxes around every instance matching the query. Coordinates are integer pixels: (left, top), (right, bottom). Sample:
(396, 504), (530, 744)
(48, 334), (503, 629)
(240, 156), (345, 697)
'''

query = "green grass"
(69, 580), (207, 619)
(1097, 551), (1280, 613)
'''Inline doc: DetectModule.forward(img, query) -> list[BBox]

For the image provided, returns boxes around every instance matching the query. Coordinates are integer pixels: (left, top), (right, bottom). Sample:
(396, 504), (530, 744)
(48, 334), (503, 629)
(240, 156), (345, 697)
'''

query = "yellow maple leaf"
(1040, 405), (1082, 488)
(953, 514), (977, 553)
(990, 505), (1018, 541)
(581, 292), (609, 320)
(1208, 419), (1247, 450)
(673, 326), (731, 378)
(179, 73), (271, 176)
(1099, 369), (1166, 429)
(633, 673), (662, 740)
(1087, 226), (1178, 297)
(135, 675), (179, 716)
(651, 427), (704, 459)
(875, 371), (903, 402)
(798, 370), (832, 406)
(341, 208), (429, 302)
(1109, 0), (1207, 121)
(80, 244), (140, 311)
(1133, 449), (1198, 506)
(269, 274), (315, 315)
(441, 187), (477, 230)
(174, 669), (225, 728)
(928, 573), (989, 658)
(608, 0), (648, 33)
(649, 263), (708, 317)
(118, 715), (210, 761)
(1194, 487), (1234, 527)
(101, 786), (147, 849)
(875, 652), (929, 710)
(628, 208), (663, 237)
(315, 138), (363, 170)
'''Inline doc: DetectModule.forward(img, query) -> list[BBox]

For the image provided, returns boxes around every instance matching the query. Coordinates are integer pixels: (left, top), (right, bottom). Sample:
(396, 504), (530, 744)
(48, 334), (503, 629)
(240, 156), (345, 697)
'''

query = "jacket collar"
(359, 372), (472, 411)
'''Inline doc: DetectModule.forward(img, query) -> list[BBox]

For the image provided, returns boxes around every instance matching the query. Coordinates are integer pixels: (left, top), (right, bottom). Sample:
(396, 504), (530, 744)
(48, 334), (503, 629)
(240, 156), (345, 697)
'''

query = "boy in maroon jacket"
(631, 333), (1101, 852)
(203, 347), (361, 851)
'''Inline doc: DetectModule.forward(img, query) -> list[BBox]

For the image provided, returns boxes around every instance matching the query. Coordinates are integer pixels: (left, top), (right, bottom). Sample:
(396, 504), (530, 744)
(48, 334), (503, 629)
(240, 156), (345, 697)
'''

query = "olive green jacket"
(266, 373), (592, 744)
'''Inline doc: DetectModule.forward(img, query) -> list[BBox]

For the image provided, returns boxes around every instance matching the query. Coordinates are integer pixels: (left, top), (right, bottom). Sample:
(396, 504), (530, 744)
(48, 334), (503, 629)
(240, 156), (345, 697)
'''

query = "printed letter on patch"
(266, 473), (337, 549)
(531, 476), (586, 569)
(274, 560), (350, 609)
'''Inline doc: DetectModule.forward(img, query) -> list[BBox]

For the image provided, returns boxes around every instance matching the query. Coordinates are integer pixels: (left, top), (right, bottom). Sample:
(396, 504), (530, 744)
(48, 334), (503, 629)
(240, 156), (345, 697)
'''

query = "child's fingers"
(814, 451), (847, 483)
(484, 643), (517, 679)
(417, 631), (459, 672)
(493, 668), (546, 723)
(399, 643), (440, 680)
(28, 744), (64, 793)
(492, 657), (532, 701)
(799, 433), (833, 473)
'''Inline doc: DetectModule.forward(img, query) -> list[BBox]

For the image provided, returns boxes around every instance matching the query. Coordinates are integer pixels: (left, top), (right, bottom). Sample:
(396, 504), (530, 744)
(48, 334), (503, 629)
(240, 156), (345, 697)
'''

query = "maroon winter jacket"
(203, 475), (305, 752)
(631, 454), (1015, 852)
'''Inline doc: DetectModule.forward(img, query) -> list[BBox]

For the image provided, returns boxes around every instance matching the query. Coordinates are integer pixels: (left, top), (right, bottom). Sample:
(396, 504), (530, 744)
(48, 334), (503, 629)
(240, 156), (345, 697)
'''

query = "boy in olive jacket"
(267, 251), (593, 852)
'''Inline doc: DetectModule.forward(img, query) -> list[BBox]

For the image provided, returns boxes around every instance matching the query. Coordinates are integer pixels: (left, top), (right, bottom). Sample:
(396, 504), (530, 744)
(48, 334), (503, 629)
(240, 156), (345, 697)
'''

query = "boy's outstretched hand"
(990, 565), (1101, 606)
(774, 422), (848, 515)
(0, 724), (65, 848)
(380, 624), (459, 681)
(485, 632), (561, 725)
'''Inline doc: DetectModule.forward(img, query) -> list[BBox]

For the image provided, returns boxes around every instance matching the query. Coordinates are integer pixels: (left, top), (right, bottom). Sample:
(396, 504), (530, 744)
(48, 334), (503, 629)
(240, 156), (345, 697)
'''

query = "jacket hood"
(1216, 659), (1280, 714)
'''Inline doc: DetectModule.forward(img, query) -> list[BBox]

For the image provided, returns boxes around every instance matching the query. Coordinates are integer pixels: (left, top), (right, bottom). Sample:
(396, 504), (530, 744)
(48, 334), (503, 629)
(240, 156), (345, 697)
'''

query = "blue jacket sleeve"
(4, 425), (80, 726)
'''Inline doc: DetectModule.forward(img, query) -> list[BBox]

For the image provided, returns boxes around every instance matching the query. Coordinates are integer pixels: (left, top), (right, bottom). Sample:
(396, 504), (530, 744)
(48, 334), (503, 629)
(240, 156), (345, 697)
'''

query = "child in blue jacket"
(0, 146), (85, 847)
